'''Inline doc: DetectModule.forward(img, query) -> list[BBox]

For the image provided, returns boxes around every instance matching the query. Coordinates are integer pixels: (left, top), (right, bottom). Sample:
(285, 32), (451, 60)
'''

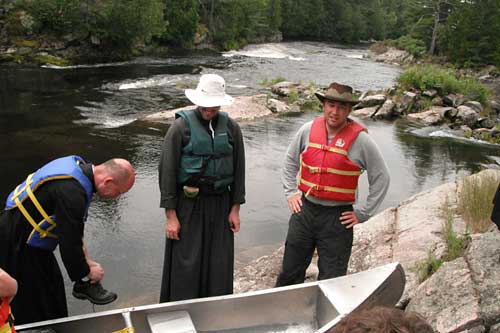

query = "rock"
(432, 96), (444, 106)
(463, 101), (483, 114)
(406, 106), (449, 125)
(373, 99), (396, 120)
(355, 94), (386, 109)
(271, 81), (300, 97)
(456, 105), (480, 128)
(267, 98), (290, 114)
(399, 91), (418, 114)
(443, 94), (465, 107)
(423, 89), (438, 98)
(489, 101), (500, 116)
(441, 107), (458, 120)
(351, 106), (379, 119)
(371, 47), (414, 65)
(142, 94), (273, 124)
(407, 258), (482, 333)
(490, 322), (500, 333)
(477, 117), (496, 129)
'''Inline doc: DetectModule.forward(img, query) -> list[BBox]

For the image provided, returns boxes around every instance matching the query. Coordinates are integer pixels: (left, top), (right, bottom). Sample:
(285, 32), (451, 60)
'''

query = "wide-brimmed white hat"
(185, 74), (234, 107)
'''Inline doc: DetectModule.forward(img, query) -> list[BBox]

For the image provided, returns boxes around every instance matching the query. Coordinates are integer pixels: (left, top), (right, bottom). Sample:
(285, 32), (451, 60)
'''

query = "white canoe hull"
(17, 262), (405, 333)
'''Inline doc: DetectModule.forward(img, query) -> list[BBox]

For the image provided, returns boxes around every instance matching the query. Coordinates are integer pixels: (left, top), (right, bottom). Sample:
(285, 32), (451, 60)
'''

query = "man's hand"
(287, 193), (303, 214)
(165, 208), (181, 240)
(340, 211), (359, 229)
(87, 261), (104, 283)
(228, 204), (241, 233)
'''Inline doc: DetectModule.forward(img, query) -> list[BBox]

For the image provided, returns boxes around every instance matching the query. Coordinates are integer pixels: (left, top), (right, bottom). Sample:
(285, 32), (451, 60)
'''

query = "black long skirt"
(0, 211), (67, 325)
(160, 191), (234, 302)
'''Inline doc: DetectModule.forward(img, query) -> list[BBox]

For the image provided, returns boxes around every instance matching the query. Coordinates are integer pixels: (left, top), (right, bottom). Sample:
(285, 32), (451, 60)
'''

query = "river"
(1, 41), (499, 316)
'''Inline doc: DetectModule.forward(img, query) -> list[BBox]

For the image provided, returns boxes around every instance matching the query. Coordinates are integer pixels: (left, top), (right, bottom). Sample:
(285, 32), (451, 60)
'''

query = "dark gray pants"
(275, 197), (353, 287)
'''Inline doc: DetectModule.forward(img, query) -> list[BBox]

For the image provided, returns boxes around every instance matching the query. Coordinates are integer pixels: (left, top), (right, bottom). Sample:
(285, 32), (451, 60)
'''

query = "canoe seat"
(147, 310), (197, 333)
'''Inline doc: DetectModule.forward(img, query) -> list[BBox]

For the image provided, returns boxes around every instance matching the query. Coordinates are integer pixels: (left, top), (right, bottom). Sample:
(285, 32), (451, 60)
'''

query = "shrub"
(26, 0), (83, 34)
(390, 36), (426, 57)
(458, 173), (499, 233)
(397, 65), (491, 104)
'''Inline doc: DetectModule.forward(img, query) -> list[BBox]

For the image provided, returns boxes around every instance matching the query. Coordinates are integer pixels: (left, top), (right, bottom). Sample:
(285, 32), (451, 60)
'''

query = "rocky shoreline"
(233, 170), (500, 333)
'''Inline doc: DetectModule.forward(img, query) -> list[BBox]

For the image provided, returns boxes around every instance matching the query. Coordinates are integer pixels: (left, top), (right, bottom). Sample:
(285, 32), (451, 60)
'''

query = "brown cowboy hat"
(315, 82), (358, 105)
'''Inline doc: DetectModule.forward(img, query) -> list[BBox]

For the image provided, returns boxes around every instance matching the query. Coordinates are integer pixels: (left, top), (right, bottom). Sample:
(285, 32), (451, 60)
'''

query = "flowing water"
(1, 41), (499, 316)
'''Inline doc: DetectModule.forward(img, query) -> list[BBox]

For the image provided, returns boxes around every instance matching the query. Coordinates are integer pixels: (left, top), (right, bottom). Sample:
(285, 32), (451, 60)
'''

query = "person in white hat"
(275, 82), (390, 287)
(158, 74), (246, 302)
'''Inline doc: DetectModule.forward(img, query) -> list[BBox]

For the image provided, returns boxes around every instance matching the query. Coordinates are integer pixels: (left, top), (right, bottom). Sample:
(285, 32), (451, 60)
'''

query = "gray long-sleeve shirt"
(282, 119), (390, 222)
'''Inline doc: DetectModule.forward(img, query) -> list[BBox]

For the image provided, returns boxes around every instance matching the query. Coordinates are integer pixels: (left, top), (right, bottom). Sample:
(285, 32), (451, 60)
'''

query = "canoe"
(17, 262), (405, 333)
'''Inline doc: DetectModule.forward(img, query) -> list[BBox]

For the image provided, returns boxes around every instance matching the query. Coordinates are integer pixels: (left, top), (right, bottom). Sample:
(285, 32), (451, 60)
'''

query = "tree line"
(3, 0), (499, 67)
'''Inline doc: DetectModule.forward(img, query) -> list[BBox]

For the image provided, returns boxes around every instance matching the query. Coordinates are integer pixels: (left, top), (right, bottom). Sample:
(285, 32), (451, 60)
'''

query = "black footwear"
(72, 280), (117, 305)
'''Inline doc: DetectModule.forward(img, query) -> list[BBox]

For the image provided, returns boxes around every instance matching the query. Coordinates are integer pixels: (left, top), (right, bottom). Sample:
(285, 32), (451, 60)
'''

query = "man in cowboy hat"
(158, 73), (245, 302)
(275, 82), (390, 286)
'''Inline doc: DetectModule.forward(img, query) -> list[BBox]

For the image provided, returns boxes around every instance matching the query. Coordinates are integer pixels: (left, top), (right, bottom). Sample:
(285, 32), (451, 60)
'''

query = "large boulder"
(456, 105), (480, 128)
(407, 232), (500, 332)
(372, 99), (396, 120)
(355, 94), (387, 109)
(406, 106), (450, 125)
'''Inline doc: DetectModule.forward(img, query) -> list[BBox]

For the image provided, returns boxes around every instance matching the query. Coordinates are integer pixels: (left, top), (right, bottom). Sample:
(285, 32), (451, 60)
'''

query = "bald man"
(0, 156), (135, 325)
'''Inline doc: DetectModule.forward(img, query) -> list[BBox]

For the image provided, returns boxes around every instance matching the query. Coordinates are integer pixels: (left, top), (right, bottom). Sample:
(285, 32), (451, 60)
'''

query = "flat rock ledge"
(234, 169), (500, 333)
(142, 94), (275, 124)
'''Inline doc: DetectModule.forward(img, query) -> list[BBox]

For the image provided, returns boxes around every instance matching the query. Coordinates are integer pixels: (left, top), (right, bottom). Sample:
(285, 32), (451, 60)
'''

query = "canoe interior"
(17, 263), (404, 333)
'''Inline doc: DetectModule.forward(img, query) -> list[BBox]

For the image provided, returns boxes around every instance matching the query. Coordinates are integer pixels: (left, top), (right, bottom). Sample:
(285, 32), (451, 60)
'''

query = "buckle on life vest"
(320, 144), (328, 151)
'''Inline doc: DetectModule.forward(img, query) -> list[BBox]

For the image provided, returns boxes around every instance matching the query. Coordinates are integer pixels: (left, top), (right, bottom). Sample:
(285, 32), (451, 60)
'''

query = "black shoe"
(72, 280), (117, 305)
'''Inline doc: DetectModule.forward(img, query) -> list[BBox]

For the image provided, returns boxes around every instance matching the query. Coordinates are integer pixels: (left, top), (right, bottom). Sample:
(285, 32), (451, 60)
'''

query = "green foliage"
(34, 54), (69, 66)
(163, 0), (198, 48)
(301, 99), (322, 112)
(92, 0), (165, 50)
(458, 173), (499, 233)
(390, 36), (426, 57)
(259, 76), (287, 87)
(416, 251), (443, 283)
(441, 196), (469, 261)
(13, 39), (39, 48)
(397, 65), (491, 104)
(442, 0), (500, 67)
(287, 87), (299, 104)
(24, 0), (83, 34)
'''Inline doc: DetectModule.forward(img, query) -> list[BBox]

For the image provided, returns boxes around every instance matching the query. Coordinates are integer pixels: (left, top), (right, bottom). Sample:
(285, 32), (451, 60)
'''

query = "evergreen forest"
(2, 0), (500, 67)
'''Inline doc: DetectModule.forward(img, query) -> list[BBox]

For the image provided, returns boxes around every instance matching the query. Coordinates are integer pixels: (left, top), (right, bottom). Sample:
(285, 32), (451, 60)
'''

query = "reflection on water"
(1, 42), (499, 317)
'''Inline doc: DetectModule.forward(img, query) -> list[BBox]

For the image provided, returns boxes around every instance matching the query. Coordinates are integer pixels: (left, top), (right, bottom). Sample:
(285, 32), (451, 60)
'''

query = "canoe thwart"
(147, 311), (197, 333)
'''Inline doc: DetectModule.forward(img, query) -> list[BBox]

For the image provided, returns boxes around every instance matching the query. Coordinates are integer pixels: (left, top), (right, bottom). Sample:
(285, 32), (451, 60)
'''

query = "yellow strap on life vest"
(301, 161), (362, 176)
(112, 327), (135, 333)
(308, 142), (348, 156)
(300, 178), (356, 194)
(0, 322), (12, 333)
(13, 174), (57, 239)
(24, 175), (57, 231)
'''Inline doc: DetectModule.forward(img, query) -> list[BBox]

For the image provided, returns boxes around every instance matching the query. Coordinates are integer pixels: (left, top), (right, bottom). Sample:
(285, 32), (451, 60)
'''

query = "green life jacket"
(176, 109), (234, 190)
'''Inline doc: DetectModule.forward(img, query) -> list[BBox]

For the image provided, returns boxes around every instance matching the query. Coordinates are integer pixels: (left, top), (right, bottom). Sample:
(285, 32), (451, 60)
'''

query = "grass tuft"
(457, 173), (499, 233)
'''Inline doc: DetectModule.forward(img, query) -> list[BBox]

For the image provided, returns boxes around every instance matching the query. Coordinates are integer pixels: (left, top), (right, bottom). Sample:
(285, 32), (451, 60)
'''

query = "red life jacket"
(0, 298), (15, 333)
(298, 116), (366, 202)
